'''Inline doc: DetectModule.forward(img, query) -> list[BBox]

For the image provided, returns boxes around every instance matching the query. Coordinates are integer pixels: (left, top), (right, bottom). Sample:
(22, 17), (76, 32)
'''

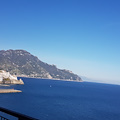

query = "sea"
(0, 77), (120, 120)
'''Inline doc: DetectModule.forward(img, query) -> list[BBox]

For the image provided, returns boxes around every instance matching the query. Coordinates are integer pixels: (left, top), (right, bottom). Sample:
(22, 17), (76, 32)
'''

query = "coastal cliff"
(0, 70), (24, 84)
(0, 49), (82, 81)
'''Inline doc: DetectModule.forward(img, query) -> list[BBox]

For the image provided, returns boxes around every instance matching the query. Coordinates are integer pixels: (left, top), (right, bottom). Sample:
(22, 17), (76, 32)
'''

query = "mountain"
(0, 49), (82, 81)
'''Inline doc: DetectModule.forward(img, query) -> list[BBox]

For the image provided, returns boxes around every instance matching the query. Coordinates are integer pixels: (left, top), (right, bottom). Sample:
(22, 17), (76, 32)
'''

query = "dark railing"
(0, 115), (9, 120)
(0, 107), (38, 120)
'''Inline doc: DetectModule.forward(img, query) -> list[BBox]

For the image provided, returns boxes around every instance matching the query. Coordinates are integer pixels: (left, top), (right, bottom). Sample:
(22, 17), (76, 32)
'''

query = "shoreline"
(17, 76), (83, 82)
(0, 89), (22, 93)
(0, 84), (10, 86)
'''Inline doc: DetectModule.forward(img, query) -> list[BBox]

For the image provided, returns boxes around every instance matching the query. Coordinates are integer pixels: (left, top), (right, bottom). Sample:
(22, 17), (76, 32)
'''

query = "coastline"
(17, 76), (83, 82)
(0, 89), (22, 93)
(0, 84), (10, 86)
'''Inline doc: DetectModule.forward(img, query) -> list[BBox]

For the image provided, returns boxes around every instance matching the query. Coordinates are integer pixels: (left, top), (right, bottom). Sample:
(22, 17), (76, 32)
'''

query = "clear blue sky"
(0, 0), (120, 84)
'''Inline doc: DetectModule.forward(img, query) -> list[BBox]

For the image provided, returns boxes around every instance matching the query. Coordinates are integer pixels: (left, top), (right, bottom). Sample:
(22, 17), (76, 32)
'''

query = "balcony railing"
(0, 107), (38, 120)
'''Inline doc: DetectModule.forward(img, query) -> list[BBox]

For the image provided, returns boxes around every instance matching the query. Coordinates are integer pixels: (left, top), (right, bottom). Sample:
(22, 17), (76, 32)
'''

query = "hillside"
(0, 50), (82, 81)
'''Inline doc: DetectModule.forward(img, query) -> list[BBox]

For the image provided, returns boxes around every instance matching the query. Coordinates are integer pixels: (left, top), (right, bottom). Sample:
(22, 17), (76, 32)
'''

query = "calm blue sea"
(0, 78), (120, 120)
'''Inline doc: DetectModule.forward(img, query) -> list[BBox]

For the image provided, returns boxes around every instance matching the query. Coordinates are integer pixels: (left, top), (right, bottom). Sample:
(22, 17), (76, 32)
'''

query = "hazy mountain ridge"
(0, 50), (82, 81)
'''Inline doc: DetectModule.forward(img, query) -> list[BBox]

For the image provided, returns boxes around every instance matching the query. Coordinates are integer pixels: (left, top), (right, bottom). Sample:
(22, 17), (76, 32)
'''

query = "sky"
(0, 0), (120, 84)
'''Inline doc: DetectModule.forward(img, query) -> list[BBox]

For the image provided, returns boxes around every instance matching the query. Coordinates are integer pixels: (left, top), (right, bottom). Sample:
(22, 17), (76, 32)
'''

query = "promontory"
(0, 49), (82, 81)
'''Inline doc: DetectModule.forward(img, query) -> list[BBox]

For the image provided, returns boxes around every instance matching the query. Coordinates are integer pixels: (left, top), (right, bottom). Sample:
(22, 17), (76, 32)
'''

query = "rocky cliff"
(0, 49), (82, 81)
(0, 70), (24, 84)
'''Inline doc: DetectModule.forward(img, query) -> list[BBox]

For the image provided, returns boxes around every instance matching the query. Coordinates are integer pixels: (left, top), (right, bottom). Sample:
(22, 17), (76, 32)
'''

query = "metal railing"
(0, 107), (38, 120)
(0, 115), (9, 120)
